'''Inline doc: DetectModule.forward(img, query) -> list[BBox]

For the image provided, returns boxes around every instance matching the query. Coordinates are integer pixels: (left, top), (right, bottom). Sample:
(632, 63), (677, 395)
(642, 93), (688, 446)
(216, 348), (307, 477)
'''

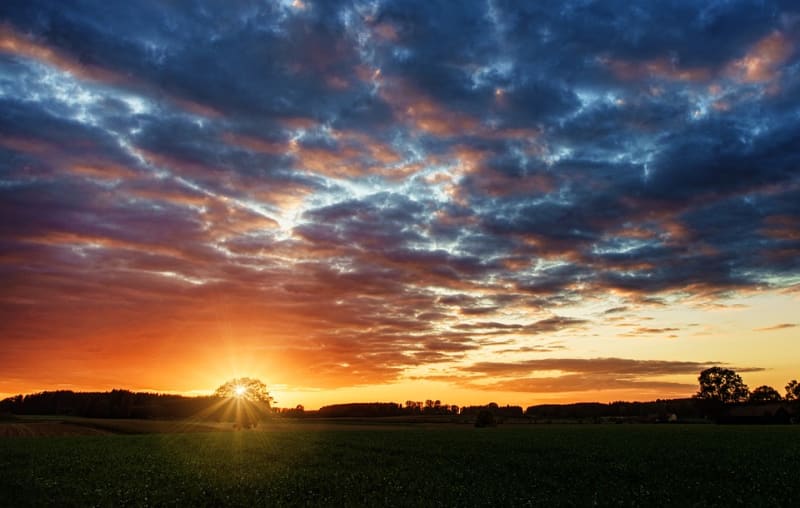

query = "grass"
(1, 423), (798, 507)
(0, 415), (228, 437)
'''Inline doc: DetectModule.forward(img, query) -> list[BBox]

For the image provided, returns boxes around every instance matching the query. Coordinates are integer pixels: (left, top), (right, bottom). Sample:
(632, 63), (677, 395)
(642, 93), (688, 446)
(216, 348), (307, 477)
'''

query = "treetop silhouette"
(214, 378), (274, 407)
(694, 367), (749, 404)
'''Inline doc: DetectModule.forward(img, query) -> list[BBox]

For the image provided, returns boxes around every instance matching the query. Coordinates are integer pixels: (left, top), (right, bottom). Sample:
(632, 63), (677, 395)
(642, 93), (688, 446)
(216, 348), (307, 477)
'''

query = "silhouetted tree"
(214, 377), (273, 407)
(421, 399), (448, 415)
(214, 378), (273, 429)
(748, 385), (782, 403)
(695, 367), (749, 404)
(404, 400), (421, 414)
(786, 380), (799, 401)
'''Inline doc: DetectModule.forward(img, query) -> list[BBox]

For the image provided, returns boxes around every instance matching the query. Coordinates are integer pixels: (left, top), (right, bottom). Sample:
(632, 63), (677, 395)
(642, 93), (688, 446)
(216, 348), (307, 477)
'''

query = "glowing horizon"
(1, 1), (798, 410)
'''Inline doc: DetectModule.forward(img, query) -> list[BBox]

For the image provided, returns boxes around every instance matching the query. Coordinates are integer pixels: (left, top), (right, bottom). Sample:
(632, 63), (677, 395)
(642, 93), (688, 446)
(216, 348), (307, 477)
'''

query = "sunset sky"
(1, 0), (799, 409)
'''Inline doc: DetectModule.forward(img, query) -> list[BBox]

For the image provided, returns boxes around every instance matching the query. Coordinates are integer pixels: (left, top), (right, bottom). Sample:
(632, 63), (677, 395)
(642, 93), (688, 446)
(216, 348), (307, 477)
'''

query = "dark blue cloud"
(495, 0), (785, 69)
(645, 115), (800, 200)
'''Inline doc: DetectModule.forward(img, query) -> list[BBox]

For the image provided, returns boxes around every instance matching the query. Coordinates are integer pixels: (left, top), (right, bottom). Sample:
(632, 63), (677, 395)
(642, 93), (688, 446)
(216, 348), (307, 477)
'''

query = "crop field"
(1, 422), (798, 507)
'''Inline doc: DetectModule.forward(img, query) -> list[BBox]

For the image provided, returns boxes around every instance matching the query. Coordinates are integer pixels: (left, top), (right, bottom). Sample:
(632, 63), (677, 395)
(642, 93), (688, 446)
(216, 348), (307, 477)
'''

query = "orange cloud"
(1, 135), (148, 184)
(606, 31), (794, 94)
(69, 163), (141, 181)
(20, 231), (189, 260)
(202, 200), (280, 237)
(285, 128), (410, 179)
(222, 132), (288, 155)
(128, 183), (211, 208)
(324, 75), (351, 90)
(727, 31), (794, 84)
(171, 97), (224, 119)
(607, 56), (711, 83)
(0, 24), (125, 84)
(290, 142), (365, 177)
(613, 226), (657, 240)
(373, 23), (399, 42)
(0, 135), (52, 154)
(760, 215), (800, 240)
(380, 78), (480, 137)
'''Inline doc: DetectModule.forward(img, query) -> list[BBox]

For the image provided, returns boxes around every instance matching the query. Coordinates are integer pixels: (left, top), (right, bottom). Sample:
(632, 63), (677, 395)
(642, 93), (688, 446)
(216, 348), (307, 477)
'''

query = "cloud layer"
(1, 1), (798, 397)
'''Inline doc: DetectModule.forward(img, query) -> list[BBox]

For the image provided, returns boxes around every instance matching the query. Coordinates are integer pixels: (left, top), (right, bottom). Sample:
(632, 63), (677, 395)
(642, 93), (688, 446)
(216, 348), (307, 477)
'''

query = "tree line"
(692, 367), (799, 423)
(694, 367), (799, 404)
(0, 390), (221, 419)
(310, 401), (525, 418)
(2, 369), (797, 422)
(0, 391), (711, 422)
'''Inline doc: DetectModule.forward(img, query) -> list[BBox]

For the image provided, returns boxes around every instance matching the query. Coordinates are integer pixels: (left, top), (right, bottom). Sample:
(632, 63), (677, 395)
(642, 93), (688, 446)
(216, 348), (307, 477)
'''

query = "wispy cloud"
(754, 323), (797, 332)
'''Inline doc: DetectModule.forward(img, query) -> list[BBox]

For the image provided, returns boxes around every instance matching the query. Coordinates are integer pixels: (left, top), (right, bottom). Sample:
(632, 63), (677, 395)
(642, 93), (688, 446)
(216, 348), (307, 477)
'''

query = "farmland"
(1, 421), (798, 507)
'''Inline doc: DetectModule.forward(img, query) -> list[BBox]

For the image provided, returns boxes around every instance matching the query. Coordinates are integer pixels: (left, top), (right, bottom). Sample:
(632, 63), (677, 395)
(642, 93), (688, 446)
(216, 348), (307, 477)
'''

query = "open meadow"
(1, 420), (798, 507)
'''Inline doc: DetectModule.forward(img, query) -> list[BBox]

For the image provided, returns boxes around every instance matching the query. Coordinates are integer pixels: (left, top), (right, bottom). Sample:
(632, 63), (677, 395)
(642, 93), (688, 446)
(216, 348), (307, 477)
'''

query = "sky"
(1, 0), (799, 409)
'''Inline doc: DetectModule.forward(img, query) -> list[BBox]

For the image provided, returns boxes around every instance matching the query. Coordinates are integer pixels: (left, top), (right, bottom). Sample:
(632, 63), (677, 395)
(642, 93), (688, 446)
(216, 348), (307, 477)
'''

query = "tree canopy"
(694, 367), (749, 404)
(786, 380), (799, 401)
(748, 385), (782, 403)
(214, 378), (273, 407)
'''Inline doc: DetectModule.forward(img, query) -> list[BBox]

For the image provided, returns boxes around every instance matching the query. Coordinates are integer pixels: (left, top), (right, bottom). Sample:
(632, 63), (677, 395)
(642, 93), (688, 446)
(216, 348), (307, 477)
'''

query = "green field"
(1, 422), (798, 507)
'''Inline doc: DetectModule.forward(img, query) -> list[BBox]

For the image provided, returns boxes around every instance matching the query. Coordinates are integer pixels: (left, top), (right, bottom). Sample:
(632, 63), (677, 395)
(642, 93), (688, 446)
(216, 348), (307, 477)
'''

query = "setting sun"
(234, 385), (246, 398)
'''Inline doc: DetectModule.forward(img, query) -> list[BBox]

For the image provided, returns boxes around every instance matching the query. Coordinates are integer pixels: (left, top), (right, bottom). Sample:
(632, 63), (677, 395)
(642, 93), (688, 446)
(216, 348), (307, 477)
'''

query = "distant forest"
(0, 390), (222, 420)
(2, 390), (797, 424)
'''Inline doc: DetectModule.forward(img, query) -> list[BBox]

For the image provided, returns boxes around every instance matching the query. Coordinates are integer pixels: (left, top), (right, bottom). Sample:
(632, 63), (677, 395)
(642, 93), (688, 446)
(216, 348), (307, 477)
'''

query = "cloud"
(476, 376), (696, 394)
(462, 358), (717, 377)
(452, 316), (588, 336)
(631, 327), (680, 335)
(0, 0), (798, 394)
(446, 358), (763, 393)
(754, 323), (797, 332)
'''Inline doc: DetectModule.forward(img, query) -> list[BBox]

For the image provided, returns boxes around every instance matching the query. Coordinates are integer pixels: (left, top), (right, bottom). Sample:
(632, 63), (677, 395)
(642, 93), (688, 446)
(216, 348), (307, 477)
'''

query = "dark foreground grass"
(1, 424), (798, 507)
